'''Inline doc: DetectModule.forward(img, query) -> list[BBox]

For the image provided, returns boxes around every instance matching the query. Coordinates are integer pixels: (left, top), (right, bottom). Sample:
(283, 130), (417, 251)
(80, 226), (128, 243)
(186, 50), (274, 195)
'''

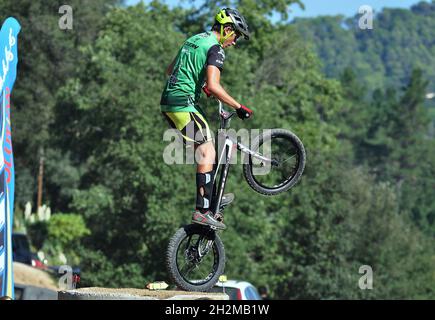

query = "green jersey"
(160, 32), (225, 113)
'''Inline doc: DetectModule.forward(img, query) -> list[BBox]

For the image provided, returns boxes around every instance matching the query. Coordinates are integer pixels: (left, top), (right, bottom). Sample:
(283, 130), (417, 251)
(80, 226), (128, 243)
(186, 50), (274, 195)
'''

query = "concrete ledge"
(58, 287), (229, 300)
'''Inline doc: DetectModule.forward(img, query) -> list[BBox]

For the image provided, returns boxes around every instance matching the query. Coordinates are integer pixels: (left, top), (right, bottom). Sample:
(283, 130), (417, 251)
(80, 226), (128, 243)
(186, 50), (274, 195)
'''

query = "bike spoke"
(180, 261), (197, 277)
(251, 136), (300, 189)
(175, 232), (219, 286)
(280, 154), (297, 165)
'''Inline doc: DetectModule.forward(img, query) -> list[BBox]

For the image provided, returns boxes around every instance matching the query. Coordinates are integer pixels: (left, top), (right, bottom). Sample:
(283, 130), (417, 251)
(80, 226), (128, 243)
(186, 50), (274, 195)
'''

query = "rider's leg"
(196, 141), (215, 173)
(195, 141), (215, 212)
(161, 111), (227, 229)
(194, 137), (234, 212)
(192, 133), (226, 229)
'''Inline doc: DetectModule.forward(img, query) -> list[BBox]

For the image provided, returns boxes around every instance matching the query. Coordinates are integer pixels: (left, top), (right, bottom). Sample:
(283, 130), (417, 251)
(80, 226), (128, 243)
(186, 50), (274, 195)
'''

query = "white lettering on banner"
(0, 252), (4, 273)
(0, 28), (16, 91)
(9, 28), (15, 47)
(0, 197), (4, 226)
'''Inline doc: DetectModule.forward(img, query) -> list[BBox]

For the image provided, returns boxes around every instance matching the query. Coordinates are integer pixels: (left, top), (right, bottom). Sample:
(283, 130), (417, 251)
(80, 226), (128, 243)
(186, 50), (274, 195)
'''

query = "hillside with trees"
(293, 1), (435, 95)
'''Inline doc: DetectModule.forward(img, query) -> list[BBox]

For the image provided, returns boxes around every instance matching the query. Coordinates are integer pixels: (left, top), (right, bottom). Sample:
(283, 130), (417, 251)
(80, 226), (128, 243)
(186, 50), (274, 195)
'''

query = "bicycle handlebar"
(218, 100), (235, 118)
(217, 99), (236, 129)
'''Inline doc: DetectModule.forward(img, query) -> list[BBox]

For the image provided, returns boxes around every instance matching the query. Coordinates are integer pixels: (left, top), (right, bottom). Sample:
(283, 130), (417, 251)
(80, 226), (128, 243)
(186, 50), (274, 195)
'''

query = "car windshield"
(245, 286), (261, 300)
(12, 234), (30, 252)
(209, 286), (239, 300)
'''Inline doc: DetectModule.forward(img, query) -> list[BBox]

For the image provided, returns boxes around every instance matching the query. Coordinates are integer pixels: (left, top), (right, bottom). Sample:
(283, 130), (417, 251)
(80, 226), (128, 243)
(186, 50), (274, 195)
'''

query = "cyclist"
(160, 8), (253, 230)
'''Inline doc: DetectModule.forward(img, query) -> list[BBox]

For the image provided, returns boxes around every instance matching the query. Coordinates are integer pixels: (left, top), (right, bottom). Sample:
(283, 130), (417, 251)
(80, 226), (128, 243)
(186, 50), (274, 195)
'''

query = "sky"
(125, 0), (430, 19)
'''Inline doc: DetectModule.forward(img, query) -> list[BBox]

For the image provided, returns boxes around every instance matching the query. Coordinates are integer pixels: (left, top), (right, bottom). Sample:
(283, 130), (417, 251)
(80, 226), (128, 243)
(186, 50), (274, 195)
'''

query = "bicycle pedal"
(214, 213), (224, 222)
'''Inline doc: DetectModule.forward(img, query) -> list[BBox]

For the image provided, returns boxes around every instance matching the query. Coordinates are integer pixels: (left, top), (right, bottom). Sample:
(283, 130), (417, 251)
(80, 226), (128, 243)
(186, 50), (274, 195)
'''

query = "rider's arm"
(206, 65), (241, 110)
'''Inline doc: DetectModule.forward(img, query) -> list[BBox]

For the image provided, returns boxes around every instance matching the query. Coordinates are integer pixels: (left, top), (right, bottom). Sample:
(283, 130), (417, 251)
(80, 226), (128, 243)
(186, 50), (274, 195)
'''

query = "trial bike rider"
(160, 8), (253, 230)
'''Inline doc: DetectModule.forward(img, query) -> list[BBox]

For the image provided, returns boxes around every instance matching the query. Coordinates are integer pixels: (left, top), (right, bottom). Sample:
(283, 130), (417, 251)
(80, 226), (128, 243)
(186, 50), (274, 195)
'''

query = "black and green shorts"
(162, 111), (213, 146)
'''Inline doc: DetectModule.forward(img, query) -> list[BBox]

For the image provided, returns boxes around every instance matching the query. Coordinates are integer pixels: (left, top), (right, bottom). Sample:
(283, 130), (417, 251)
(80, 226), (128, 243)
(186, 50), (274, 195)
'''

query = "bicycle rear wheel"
(166, 224), (225, 292)
(243, 129), (306, 195)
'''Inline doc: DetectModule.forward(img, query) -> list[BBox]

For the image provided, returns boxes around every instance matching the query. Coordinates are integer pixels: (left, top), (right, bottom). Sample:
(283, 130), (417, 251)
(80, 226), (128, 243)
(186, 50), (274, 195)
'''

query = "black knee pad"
(196, 170), (215, 210)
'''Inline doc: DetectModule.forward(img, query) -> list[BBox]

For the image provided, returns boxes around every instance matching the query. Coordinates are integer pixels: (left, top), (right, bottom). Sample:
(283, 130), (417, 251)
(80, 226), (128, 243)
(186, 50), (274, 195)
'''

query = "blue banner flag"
(0, 17), (20, 300)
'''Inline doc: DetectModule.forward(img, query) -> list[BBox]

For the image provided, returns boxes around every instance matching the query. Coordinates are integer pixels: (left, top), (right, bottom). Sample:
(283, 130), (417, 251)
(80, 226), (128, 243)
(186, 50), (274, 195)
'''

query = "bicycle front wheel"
(243, 129), (306, 195)
(166, 224), (225, 292)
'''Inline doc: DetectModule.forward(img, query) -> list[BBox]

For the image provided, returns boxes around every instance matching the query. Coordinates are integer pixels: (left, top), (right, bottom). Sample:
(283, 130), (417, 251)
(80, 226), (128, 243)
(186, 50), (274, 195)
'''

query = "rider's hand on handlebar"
(236, 105), (253, 120)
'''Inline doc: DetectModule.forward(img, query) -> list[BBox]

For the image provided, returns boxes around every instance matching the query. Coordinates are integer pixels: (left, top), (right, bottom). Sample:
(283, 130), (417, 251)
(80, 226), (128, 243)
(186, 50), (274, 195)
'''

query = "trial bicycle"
(166, 99), (306, 292)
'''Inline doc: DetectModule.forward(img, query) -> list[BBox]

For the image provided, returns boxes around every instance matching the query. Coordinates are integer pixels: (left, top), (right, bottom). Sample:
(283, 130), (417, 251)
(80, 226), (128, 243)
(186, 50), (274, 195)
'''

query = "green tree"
(27, 213), (90, 265)
(0, 0), (121, 211)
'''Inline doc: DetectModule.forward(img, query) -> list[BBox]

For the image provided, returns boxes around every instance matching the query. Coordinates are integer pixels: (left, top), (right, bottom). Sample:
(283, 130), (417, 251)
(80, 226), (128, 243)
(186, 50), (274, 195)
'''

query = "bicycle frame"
(210, 100), (274, 215)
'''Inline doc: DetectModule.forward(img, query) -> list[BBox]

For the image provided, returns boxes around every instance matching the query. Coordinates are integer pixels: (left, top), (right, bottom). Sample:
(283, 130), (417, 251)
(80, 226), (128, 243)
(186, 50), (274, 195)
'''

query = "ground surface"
(13, 263), (228, 300)
(13, 262), (58, 290)
(59, 287), (228, 300)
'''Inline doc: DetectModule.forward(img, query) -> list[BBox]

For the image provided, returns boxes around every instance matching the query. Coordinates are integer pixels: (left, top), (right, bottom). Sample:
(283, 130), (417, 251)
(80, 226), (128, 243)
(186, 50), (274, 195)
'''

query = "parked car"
(210, 280), (262, 300)
(12, 233), (33, 265)
(12, 232), (46, 269)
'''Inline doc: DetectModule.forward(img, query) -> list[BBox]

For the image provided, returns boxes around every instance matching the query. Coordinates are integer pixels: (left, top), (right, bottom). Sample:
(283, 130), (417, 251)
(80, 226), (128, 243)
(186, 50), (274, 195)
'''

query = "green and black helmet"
(215, 8), (250, 44)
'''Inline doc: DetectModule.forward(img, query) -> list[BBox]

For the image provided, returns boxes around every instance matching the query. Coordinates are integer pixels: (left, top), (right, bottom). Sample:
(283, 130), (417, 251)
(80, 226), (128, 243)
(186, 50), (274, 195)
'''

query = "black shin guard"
(196, 170), (215, 212)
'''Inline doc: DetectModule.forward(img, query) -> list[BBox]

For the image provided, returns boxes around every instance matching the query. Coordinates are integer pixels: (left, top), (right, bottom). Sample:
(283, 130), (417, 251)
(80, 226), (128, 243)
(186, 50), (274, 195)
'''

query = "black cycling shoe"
(221, 193), (234, 207)
(192, 210), (226, 230)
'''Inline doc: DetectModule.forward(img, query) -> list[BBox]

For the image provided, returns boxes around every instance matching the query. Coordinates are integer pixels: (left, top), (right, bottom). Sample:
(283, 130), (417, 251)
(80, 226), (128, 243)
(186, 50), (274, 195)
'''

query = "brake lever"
(220, 110), (236, 120)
